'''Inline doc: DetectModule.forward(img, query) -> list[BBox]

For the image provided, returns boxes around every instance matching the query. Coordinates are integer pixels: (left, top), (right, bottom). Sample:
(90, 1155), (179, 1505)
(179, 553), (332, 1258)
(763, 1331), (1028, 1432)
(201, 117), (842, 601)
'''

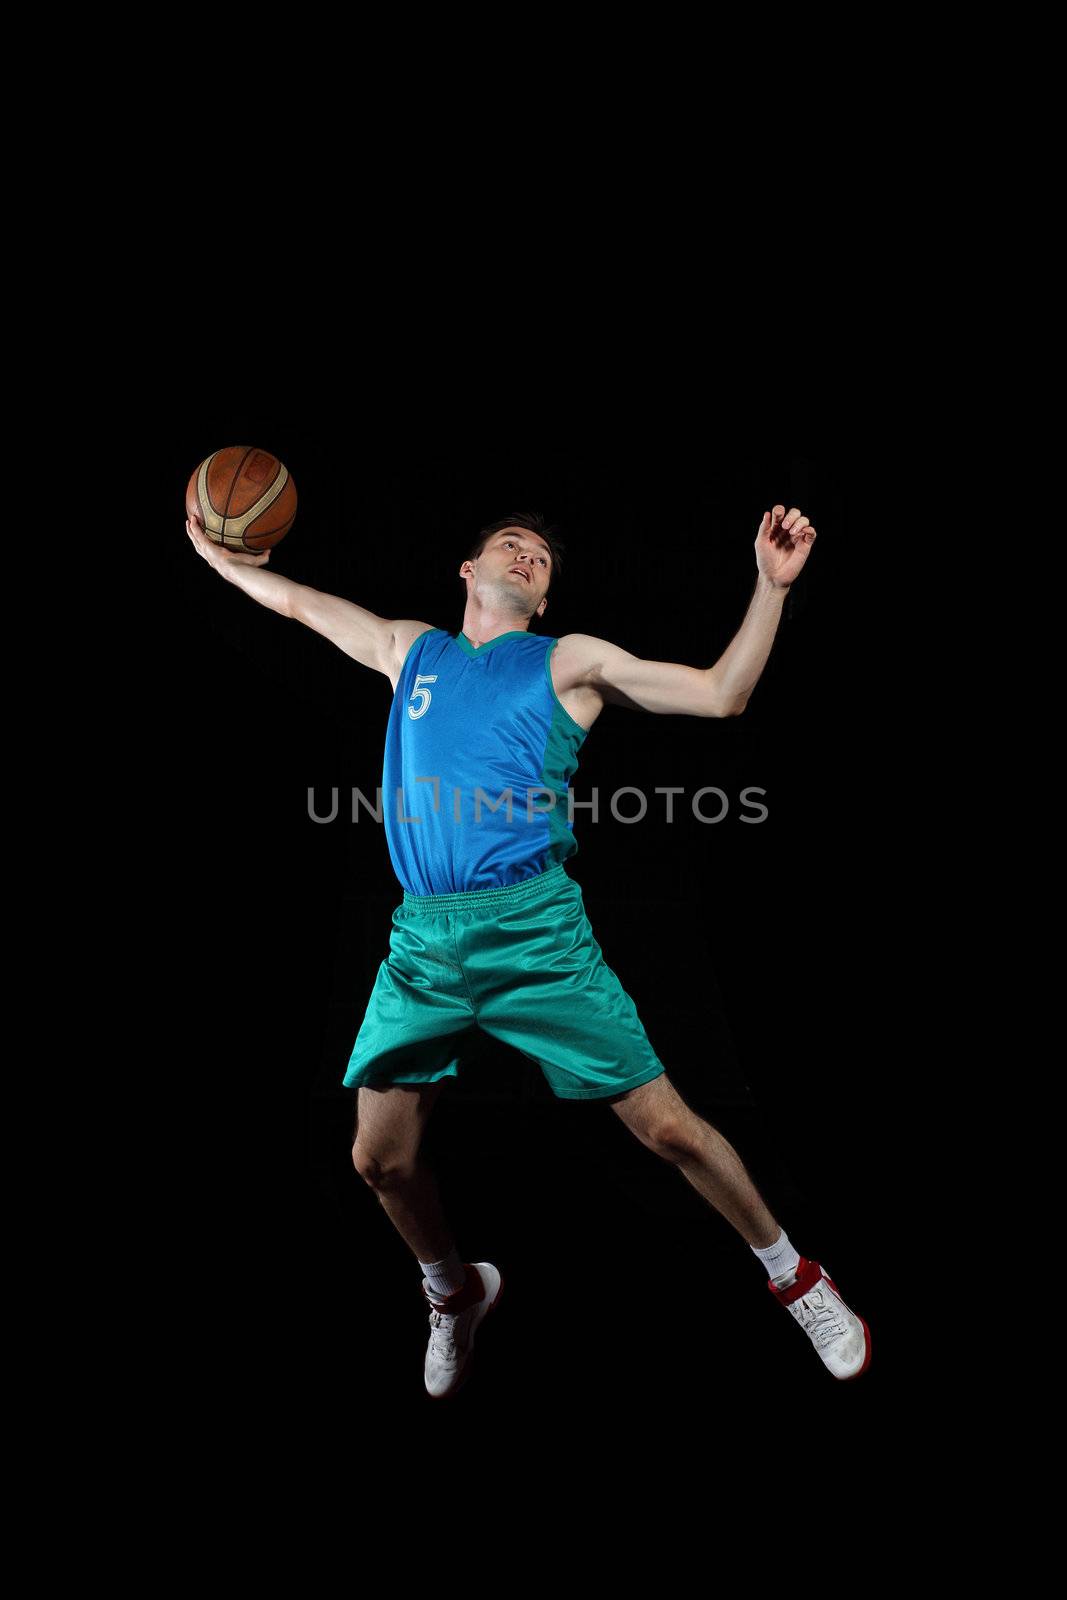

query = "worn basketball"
(185, 446), (297, 552)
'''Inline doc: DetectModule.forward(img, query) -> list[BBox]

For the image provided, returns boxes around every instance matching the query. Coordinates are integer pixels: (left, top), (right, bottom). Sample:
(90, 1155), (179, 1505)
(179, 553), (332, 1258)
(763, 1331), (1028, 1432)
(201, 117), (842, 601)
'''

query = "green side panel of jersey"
(540, 642), (588, 865)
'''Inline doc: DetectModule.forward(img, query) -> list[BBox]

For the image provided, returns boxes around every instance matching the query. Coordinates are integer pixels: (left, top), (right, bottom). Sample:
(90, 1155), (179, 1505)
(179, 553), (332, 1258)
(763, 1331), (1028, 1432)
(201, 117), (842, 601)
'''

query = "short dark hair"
(465, 511), (565, 592)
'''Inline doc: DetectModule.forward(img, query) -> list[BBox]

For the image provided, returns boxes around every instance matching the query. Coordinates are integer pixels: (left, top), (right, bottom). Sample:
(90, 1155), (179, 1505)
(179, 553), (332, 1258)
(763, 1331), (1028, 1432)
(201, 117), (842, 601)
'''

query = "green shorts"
(343, 864), (666, 1101)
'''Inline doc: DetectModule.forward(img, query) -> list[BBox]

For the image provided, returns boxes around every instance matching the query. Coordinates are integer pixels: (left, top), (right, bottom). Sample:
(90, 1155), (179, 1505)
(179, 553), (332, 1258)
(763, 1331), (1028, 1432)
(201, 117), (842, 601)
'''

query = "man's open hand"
(755, 505), (817, 589)
(186, 508), (272, 573)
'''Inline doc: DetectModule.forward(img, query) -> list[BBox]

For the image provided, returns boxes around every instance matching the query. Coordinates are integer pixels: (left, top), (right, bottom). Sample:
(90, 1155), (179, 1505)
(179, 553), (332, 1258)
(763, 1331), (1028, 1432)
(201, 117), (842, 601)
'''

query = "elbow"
(704, 671), (745, 718)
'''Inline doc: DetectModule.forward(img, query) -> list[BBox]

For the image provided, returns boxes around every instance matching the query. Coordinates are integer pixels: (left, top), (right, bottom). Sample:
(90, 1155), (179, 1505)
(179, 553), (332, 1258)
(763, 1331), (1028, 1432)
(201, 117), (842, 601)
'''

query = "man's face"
(462, 527), (552, 618)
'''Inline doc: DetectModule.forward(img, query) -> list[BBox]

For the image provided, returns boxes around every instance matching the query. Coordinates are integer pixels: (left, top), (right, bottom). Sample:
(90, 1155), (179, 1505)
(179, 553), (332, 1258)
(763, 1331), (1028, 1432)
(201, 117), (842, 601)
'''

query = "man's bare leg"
(610, 1073), (782, 1248)
(352, 1080), (455, 1262)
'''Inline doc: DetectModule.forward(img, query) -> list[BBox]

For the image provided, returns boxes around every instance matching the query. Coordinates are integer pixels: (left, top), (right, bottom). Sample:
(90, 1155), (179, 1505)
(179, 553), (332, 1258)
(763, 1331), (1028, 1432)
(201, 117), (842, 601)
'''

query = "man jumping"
(186, 499), (872, 1399)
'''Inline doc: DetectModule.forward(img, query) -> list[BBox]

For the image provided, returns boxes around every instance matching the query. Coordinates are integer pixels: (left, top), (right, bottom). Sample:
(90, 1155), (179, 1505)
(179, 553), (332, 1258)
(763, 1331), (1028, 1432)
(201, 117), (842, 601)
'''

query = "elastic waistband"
(402, 864), (573, 913)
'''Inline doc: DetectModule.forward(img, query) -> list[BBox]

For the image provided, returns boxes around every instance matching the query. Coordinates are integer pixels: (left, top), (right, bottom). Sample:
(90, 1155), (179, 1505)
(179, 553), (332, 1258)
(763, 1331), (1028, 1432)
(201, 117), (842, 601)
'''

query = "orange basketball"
(185, 446), (297, 552)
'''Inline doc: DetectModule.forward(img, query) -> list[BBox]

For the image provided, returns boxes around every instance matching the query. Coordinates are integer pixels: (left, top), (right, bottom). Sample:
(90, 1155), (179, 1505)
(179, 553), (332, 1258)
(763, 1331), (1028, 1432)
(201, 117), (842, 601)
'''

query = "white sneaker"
(767, 1256), (872, 1380)
(420, 1262), (504, 1400)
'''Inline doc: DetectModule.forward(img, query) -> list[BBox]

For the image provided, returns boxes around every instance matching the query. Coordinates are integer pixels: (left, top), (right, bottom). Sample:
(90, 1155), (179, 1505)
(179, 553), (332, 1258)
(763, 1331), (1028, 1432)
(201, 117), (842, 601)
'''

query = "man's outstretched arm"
(185, 509), (432, 682)
(557, 504), (817, 718)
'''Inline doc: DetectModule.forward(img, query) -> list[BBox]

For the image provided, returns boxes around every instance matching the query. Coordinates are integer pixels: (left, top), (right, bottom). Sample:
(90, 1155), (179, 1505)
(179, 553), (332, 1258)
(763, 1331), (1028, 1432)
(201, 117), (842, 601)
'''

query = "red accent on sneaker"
(767, 1255), (874, 1378)
(423, 1263), (485, 1315)
(766, 1255), (824, 1306)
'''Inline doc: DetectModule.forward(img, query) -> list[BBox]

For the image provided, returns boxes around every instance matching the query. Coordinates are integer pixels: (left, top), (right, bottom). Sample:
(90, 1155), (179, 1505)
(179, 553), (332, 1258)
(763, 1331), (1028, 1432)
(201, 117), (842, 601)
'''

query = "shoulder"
(550, 633), (631, 691)
(387, 623), (442, 692)
(394, 621), (440, 655)
(392, 622), (442, 671)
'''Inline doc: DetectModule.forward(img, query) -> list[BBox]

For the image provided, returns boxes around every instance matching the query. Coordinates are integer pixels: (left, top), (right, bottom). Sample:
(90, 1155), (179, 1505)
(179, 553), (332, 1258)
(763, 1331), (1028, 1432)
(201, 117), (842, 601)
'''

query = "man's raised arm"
(555, 505), (818, 718)
(185, 509), (430, 682)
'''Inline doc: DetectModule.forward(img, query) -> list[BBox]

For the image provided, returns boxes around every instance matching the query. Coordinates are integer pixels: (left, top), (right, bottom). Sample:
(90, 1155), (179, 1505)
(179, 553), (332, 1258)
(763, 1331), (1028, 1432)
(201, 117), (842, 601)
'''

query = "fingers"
(185, 512), (271, 563)
(767, 505), (817, 544)
(781, 507), (816, 537)
(761, 505), (788, 542)
(784, 509), (817, 544)
(185, 517), (212, 561)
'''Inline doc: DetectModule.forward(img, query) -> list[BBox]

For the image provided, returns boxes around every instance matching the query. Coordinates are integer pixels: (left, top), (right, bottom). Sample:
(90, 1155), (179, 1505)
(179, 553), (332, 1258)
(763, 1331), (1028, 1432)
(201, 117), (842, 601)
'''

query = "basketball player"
(187, 502), (872, 1398)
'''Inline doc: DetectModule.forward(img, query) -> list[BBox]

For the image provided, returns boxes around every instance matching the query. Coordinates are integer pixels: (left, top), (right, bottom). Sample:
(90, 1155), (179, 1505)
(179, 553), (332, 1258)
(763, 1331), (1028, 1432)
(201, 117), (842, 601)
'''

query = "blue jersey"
(382, 628), (588, 895)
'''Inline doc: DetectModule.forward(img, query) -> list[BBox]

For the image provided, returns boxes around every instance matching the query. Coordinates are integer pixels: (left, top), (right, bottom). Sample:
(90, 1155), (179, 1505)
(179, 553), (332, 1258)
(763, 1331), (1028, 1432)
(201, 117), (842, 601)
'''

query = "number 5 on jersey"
(408, 673), (438, 720)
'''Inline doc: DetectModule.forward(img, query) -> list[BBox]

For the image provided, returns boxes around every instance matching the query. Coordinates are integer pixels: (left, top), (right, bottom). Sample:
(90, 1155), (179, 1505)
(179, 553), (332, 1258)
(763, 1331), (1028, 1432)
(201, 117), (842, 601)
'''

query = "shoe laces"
(792, 1286), (848, 1348)
(428, 1306), (465, 1364)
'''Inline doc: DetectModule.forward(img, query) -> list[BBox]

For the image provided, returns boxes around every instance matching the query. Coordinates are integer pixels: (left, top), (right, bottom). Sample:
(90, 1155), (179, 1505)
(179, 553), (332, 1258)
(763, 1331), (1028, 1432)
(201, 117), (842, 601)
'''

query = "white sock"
(751, 1228), (801, 1286)
(419, 1246), (467, 1302)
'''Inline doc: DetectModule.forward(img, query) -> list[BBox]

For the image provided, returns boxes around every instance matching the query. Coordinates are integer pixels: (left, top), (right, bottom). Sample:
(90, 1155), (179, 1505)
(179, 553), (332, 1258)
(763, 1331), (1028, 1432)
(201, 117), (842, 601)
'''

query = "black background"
(142, 395), (912, 1447)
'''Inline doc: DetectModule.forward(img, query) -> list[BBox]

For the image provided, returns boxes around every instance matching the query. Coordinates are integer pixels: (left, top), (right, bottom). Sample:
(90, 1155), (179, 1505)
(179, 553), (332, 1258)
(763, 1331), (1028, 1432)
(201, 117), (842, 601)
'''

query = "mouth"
(509, 566), (530, 583)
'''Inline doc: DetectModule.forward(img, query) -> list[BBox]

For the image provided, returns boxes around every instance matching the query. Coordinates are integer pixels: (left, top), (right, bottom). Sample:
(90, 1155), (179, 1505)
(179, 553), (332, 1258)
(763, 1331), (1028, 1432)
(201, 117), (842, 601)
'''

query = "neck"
(459, 599), (534, 646)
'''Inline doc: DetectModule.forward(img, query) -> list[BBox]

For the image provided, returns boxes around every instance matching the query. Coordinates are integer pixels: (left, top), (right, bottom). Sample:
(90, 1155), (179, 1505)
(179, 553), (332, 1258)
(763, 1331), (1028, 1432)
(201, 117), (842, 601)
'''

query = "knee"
(351, 1143), (417, 1188)
(612, 1074), (704, 1162)
(638, 1117), (700, 1163)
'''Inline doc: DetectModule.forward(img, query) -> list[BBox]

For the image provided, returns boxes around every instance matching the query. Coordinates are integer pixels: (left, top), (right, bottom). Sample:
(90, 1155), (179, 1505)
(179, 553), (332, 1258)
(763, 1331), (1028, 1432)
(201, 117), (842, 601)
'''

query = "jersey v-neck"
(453, 630), (531, 659)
